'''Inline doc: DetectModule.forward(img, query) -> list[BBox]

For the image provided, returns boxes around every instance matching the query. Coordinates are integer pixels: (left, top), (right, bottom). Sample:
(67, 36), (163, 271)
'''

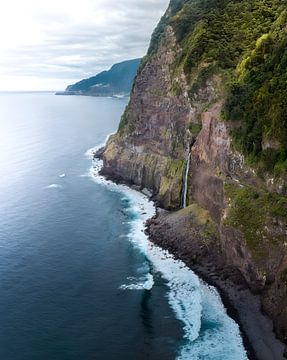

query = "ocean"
(0, 92), (248, 360)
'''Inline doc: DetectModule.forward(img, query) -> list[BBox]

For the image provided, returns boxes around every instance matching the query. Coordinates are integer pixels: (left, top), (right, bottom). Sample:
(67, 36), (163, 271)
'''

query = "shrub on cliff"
(148, 0), (287, 176)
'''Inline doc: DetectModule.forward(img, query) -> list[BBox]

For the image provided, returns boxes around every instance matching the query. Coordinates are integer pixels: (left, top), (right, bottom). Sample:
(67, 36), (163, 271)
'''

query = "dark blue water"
(0, 93), (183, 360)
(0, 93), (248, 360)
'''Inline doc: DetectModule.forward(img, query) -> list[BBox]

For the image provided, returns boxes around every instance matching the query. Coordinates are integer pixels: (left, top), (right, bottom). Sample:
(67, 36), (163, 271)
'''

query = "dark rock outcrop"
(102, 27), (193, 209)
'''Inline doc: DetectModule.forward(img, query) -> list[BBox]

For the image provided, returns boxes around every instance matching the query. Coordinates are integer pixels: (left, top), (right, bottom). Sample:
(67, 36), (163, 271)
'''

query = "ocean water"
(0, 92), (248, 360)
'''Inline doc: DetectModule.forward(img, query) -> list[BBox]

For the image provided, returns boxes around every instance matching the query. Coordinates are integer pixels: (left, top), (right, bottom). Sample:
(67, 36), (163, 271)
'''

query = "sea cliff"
(100, 1), (287, 358)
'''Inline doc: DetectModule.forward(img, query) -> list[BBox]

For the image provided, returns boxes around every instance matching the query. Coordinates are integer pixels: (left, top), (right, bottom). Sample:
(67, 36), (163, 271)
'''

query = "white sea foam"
(177, 281), (249, 359)
(45, 184), (62, 189)
(87, 144), (248, 360)
(59, 173), (66, 178)
(85, 132), (115, 160)
(120, 273), (154, 291)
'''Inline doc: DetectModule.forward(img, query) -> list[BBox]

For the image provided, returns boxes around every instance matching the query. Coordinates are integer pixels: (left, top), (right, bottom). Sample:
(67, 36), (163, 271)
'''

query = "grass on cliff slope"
(148, 0), (287, 176)
(224, 183), (287, 257)
(184, 203), (218, 239)
(172, 1), (283, 67)
(224, 11), (287, 175)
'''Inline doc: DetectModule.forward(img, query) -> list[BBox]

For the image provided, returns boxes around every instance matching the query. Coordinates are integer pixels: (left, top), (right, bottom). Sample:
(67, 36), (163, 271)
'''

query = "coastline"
(146, 208), (286, 360)
(91, 147), (249, 359)
(94, 144), (286, 359)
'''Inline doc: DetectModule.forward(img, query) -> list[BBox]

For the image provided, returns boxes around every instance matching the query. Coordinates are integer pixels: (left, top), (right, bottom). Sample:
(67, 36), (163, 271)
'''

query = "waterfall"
(182, 152), (191, 208)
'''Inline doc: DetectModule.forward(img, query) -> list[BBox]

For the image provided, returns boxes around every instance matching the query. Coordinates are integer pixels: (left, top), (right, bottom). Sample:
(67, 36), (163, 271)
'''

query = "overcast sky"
(0, 0), (169, 91)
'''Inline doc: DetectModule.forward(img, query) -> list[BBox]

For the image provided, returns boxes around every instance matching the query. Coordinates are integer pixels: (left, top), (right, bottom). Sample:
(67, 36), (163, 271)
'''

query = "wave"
(178, 282), (248, 360)
(86, 144), (248, 360)
(85, 132), (115, 160)
(45, 184), (63, 189)
(120, 273), (154, 291)
(59, 173), (66, 178)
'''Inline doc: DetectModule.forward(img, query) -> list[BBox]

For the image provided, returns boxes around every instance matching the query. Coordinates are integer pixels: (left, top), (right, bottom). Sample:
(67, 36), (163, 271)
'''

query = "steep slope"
(102, 27), (191, 209)
(101, 0), (287, 354)
(58, 58), (140, 96)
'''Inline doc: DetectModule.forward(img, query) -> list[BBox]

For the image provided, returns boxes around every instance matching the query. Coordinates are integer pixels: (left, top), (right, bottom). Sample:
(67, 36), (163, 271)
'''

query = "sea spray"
(86, 143), (248, 360)
(85, 132), (115, 160)
(120, 273), (154, 291)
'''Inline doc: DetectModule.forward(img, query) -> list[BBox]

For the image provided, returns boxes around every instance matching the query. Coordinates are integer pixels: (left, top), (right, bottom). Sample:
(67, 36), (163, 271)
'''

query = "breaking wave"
(86, 143), (248, 360)
(45, 184), (63, 189)
(120, 273), (154, 291)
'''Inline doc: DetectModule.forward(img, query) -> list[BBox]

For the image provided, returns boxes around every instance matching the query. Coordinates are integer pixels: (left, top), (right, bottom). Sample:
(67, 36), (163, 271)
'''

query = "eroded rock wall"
(101, 7), (287, 346)
(102, 26), (193, 209)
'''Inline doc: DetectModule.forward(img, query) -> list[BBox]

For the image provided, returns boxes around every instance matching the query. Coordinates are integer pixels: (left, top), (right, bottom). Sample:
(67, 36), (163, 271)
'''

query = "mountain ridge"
(57, 58), (141, 97)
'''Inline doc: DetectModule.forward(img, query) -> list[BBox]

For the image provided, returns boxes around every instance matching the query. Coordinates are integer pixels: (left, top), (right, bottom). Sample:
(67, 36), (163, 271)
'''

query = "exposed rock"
(100, 1), (287, 355)
(147, 207), (286, 360)
(102, 27), (192, 209)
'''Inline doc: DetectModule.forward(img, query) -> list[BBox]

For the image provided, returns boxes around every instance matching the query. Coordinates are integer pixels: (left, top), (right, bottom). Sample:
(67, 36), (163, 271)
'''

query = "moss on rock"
(224, 183), (287, 258)
(159, 158), (185, 209)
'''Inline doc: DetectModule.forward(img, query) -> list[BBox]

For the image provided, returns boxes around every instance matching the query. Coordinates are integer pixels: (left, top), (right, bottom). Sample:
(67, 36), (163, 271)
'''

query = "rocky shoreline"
(146, 207), (286, 360)
(96, 154), (285, 359)
(98, 0), (287, 352)
(97, 145), (286, 359)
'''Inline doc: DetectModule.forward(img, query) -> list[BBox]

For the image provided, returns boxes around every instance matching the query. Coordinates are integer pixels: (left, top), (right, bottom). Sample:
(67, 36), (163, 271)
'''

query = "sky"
(0, 0), (169, 91)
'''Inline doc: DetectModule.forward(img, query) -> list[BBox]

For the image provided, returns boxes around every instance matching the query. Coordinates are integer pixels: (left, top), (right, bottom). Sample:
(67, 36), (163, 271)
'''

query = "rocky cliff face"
(101, 0), (287, 350)
(102, 26), (193, 209)
(191, 101), (287, 344)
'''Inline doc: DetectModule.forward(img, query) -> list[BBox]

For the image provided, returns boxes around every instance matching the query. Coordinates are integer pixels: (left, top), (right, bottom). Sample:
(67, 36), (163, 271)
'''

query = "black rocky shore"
(146, 207), (287, 360)
(95, 147), (287, 359)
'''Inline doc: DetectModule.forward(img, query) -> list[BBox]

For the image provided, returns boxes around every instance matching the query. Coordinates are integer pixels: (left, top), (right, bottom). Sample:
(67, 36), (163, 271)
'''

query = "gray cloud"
(0, 0), (169, 89)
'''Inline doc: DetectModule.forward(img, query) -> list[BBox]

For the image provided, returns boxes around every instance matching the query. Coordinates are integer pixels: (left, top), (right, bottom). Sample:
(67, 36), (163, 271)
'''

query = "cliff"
(101, 0), (287, 356)
(57, 58), (141, 97)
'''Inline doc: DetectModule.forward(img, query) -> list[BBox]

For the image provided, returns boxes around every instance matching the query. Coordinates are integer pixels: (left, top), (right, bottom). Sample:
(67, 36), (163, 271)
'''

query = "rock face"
(101, 0), (287, 351)
(102, 27), (192, 209)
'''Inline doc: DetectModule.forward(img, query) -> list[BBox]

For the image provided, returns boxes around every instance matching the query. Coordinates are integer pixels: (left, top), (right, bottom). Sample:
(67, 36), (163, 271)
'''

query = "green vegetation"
(169, 0), (284, 93)
(172, 1), (283, 67)
(224, 11), (287, 174)
(189, 122), (202, 135)
(118, 106), (129, 133)
(224, 183), (287, 257)
(185, 203), (218, 239)
(148, 0), (287, 176)
(148, 0), (188, 55)
(66, 58), (141, 96)
(159, 158), (185, 203)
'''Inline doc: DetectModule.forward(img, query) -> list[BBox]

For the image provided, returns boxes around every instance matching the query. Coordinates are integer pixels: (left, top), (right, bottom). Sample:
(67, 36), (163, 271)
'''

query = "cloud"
(0, 0), (169, 90)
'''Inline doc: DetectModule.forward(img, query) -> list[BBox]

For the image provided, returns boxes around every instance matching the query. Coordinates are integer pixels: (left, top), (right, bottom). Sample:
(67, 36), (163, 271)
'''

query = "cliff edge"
(101, 1), (287, 357)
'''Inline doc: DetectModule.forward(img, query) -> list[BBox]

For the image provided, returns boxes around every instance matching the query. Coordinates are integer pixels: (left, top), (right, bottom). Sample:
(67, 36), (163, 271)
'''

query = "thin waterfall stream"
(182, 152), (191, 208)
